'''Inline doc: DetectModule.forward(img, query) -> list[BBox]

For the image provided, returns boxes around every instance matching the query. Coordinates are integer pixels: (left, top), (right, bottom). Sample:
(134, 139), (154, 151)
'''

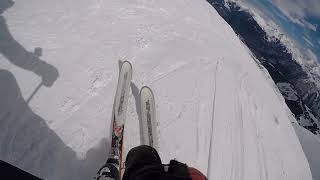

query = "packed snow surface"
(294, 124), (320, 180)
(0, 0), (312, 179)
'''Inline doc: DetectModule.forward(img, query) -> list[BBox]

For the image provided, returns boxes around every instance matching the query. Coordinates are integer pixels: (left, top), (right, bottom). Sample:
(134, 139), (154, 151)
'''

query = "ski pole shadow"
(130, 82), (145, 145)
(0, 1), (110, 179)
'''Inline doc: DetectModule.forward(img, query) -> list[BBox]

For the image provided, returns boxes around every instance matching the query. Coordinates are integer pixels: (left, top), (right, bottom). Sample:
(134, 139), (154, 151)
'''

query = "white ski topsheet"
(0, 0), (313, 180)
(113, 61), (132, 127)
(140, 86), (158, 150)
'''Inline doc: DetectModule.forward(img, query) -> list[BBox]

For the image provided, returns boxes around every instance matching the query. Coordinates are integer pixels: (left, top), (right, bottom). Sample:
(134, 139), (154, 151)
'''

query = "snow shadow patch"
(0, 70), (110, 179)
(130, 82), (144, 145)
(0, 0), (13, 14)
(1, 0), (59, 101)
(0, 3), (109, 179)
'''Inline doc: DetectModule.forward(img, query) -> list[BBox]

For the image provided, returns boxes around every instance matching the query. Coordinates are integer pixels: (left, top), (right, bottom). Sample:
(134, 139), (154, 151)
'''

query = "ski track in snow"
(0, 0), (313, 179)
(207, 59), (220, 177)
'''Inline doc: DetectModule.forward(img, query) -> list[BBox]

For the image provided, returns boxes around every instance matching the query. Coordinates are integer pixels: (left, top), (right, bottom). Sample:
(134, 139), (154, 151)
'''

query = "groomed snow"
(0, 0), (312, 179)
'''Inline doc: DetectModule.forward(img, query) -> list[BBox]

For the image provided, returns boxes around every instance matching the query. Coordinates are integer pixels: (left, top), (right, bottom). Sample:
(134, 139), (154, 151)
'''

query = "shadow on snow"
(0, 1), (109, 179)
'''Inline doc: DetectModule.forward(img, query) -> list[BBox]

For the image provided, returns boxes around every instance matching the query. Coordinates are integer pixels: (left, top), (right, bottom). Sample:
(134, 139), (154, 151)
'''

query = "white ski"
(140, 86), (158, 150)
(113, 61), (132, 128)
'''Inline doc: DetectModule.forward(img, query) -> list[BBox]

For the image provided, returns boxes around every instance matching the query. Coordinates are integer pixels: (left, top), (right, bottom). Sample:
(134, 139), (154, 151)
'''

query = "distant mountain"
(207, 0), (320, 136)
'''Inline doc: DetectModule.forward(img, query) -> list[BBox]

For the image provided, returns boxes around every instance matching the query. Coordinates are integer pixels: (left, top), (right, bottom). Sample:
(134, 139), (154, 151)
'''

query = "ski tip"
(140, 86), (154, 96)
(119, 61), (133, 77)
(121, 60), (132, 69)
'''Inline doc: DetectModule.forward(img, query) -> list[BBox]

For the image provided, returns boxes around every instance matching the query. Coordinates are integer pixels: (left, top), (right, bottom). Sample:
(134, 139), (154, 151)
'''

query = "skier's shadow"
(130, 83), (146, 145)
(0, 1), (108, 179)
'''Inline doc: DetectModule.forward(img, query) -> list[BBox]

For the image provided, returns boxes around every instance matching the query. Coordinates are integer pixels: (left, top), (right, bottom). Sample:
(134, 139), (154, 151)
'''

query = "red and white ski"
(96, 61), (132, 180)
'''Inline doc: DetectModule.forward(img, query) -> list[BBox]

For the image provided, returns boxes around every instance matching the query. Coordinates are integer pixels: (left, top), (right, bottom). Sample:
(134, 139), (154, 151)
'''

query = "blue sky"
(239, 0), (320, 62)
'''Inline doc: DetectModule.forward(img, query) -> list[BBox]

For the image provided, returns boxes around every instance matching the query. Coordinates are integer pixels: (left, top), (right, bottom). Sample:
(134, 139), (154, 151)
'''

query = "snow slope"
(0, 0), (312, 179)
(294, 124), (320, 180)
